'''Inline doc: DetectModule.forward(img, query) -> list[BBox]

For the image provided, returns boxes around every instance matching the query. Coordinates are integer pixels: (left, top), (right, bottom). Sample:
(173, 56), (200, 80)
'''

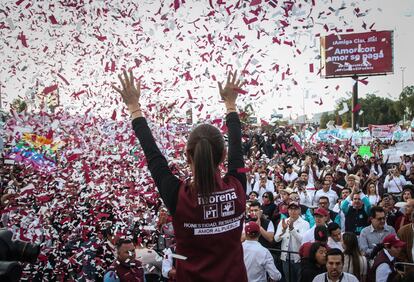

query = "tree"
(332, 94), (401, 127)
(359, 94), (400, 125)
(320, 112), (335, 129)
(10, 98), (27, 113)
(398, 86), (414, 120)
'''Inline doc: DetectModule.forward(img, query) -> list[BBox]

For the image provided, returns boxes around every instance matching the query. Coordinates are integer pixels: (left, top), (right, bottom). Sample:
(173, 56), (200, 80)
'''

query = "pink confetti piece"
(272, 37), (281, 45)
(49, 15), (58, 25)
(66, 153), (81, 162)
(352, 104), (362, 113)
(95, 34), (107, 41)
(57, 73), (70, 85)
(309, 63), (314, 73)
(43, 84), (58, 95)
(358, 77), (369, 85)
(235, 88), (248, 95)
(243, 16), (258, 25)
(174, 0), (181, 10)
(260, 119), (269, 126)
(17, 31), (28, 47)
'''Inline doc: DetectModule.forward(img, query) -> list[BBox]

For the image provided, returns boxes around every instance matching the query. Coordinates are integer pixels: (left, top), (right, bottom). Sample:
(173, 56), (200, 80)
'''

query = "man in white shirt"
(369, 234), (405, 282)
(161, 247), (176, 280)
(314, 179), (338, 210)
(275, 201), (309, 282)
(294, 179), (313, 207)
(283, 164), (298, 185)
(313, 248), (359, 282)
(302, 208), (329, 244)
(253, 172), (275, 203)
(243, 221), (282, 282)
(298, 171), (316, 204)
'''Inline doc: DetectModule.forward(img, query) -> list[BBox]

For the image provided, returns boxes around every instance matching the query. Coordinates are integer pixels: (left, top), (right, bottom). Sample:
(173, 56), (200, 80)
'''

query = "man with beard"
(312, 248), (358, 282)
(104, 239), (144, 282)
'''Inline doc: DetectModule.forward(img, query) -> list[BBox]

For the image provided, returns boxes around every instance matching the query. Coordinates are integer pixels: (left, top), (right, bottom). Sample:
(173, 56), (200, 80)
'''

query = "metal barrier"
(268, 248), (300, 282)
(395, 262), (414, 276)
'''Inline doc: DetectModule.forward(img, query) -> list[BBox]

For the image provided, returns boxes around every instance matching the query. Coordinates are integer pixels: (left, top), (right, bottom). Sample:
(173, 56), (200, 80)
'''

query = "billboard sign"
(320, 31), (393, 78)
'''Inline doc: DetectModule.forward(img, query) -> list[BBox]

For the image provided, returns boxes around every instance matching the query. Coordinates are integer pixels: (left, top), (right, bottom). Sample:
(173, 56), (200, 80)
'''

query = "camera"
(0, 229), (40, 282)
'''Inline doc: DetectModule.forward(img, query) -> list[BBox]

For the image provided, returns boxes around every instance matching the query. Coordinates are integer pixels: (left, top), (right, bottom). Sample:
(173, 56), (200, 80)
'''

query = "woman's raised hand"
(218, 70), (245, 112)
(112, 70), (142, 116)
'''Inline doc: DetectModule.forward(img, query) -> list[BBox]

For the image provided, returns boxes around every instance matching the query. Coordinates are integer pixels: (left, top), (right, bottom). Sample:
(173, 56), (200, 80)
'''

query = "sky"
(0, 0), (413, 122)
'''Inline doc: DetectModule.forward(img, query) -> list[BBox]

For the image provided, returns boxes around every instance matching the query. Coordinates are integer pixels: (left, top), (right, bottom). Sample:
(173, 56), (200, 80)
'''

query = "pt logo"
(221, 201), (235, 217)
(203, 204), (218, 219)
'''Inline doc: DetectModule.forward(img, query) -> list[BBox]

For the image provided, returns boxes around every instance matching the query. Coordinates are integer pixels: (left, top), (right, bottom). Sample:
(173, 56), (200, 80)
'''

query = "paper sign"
(358, 146), (372, 158)
(382, 148), (402, 163)
(395, 141), (414, 156)
(321, 156), (330, 163)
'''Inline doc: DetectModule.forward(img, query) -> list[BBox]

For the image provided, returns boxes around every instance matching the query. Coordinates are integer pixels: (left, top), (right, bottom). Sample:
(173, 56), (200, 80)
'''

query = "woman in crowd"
(384, 167), (407, 196)
(342, 232), (368, 282)
(300, 242), (327, 282)
(248, 191), (259, 202)
(366, 181), (381, 206)
(113, 70), (248, 281)
(261, 191), (276, 219)
(402, 187), (413, 203)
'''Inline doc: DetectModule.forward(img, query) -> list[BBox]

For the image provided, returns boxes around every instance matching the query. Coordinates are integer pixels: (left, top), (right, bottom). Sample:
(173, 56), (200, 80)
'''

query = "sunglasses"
(262, 195), (269, 198)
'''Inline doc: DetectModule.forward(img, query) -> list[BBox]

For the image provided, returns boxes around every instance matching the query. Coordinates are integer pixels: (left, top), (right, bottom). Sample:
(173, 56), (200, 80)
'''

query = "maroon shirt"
(173, 173), (247, 282)
(106, 260), (144, 282)
(132, 112), (247, 281)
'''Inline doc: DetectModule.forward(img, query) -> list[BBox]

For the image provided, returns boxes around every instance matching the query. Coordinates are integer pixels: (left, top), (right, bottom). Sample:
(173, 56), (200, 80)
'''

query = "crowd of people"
(240, 124), (414, 282)
(1, 72), (414, 281)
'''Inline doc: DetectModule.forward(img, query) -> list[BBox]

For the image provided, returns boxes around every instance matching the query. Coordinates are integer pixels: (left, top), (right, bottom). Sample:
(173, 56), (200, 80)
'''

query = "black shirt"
(131, 112), (246, 215)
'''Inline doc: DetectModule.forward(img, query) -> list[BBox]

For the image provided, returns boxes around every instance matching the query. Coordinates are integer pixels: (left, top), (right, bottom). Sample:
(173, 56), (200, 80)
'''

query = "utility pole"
(0, 81), (2, 109)
(401, 67), (407, 126)
(352, 75), (358, 131)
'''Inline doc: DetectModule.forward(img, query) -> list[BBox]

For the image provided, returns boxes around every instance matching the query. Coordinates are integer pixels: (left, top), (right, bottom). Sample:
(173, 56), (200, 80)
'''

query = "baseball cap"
(288, 201), (300, 209)
(314, 208), (329, 217)
(245, 221), (260, 235)
(383, 234), (406, 248)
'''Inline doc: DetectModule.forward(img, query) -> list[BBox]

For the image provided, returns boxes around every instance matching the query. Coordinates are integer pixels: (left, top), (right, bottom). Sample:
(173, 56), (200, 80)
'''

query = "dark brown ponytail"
(187, 124), (225, 198)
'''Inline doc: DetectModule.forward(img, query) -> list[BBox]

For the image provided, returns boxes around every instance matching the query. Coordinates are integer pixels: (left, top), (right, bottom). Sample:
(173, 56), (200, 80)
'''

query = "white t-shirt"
(284, 171), (298, 183)
(312, 272), (359, 282)
(313, 189), (339, 210)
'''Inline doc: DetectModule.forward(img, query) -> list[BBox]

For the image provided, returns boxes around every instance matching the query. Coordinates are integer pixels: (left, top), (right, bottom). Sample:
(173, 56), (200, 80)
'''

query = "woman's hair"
(186, 124), (225, 197)
(342, 232), (362, 280)
(366, 181), (377, 195)
(309, 242), (327, 266)
(403, 187), (414, 199)
(262, 191), (274, 202)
